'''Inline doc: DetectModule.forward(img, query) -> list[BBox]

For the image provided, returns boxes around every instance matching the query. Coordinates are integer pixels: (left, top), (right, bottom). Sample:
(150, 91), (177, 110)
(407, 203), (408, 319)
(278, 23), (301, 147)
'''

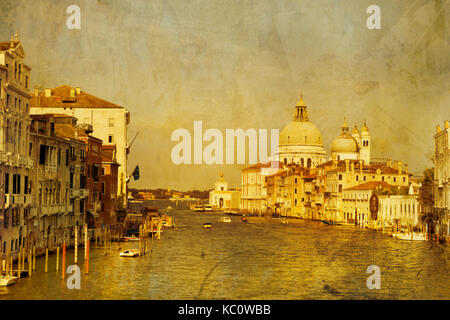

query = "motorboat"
(204, 205), (213, 212)
(219, 216), (231, 223)
(203, 222), (212, 229)
(281, 219), (289, 225)
(241, 216), (248, 223)
(396, 232), (426, 241)
(193, 205), (204, 212)
(321, 220), (338, 225)
(0, 276), (18, 286)
(119, 249), (140, 257)
(123, 235), (140, 242)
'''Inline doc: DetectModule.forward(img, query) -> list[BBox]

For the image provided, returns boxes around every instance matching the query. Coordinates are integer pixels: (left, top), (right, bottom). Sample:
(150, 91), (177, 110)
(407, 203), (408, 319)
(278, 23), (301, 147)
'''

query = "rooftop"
(31, 85), (125, 109)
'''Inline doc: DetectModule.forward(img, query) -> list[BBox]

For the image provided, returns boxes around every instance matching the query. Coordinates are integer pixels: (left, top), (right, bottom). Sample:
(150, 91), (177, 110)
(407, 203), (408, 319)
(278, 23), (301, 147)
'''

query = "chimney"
(398, 161), (402, 174)
(345, 159), (349, 172)
(34, 86), (39, 97)
(45, 88), (51, 98)
(75, 87), (81, 95)
(70, 89), (75, 97)
(445, 120), (449, 130)
(436, 125), (441, 133)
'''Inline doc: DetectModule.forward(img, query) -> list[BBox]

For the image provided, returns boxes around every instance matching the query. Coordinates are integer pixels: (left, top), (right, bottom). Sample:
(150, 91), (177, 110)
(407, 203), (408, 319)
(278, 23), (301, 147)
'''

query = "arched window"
(307, 158), (312, 168)
(338, 184), (343, 193)
(301, 158), (304, 167)
(339, 174), (342, 181)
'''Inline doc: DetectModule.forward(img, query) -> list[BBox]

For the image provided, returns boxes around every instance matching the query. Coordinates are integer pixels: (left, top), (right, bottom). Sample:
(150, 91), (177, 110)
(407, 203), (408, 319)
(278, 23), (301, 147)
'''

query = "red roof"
(31, 85), (124, 109)
(344, 181), (393, 191)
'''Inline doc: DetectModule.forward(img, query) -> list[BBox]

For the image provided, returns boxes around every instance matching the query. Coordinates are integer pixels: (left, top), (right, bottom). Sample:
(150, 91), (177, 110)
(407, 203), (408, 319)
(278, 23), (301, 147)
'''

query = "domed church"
(278, 94), (326, 168)
(331, 119), (371, 164)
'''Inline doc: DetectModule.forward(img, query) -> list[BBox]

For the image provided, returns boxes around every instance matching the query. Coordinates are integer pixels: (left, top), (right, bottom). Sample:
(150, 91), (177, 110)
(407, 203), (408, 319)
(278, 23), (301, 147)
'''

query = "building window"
(363, 176), (366, 181)
(108, 135), (114, 143)
(356, 175), (359, 181)
(382, 176), (385, 182)
(393, 177), (396, 183)
(338, 174), (342, 181)
(108, 118), (115, 127)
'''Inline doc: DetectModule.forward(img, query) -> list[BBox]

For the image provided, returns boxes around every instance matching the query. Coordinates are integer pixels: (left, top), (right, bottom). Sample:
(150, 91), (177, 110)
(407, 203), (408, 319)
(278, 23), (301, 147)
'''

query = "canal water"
(1, 208), (449, 299)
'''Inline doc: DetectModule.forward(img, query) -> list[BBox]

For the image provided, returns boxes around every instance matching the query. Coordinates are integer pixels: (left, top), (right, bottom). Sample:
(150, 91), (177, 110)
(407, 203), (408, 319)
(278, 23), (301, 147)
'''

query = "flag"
(132, 165), (140, 181)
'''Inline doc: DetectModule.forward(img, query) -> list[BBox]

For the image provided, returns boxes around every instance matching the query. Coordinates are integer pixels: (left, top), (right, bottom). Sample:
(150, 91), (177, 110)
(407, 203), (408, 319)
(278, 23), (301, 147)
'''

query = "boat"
(204, 205), (213, 212)
(119, 249), (140, 257)
(167, 206), (173, 210)
(123, 235), (140, 242)
(281, 219), (289, 224)
(219, 216), (231, 223)
(193, 205), (204, 212)
(203, 222), (212, 229)
(0, 276), (18, 286)
(241, 216), (248, 223)
(396, 232), (426, 241)
(321, 220), (338, 225)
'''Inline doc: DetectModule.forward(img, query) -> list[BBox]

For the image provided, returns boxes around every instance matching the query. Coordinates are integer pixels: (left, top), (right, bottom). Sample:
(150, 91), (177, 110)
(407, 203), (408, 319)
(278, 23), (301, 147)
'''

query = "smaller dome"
(331, 118), (359, 153)
(331, 135), (359, 153)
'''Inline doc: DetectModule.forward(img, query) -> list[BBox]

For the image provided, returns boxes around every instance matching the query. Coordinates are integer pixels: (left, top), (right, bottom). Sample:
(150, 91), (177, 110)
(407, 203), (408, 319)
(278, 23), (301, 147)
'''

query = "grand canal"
(1, 207), (449, 299)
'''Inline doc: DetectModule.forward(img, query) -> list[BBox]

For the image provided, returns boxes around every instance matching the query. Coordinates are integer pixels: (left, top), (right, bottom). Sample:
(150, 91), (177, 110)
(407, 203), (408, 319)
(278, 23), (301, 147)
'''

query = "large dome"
(280, 121), (323, 145)
(331, 135), (359, 153)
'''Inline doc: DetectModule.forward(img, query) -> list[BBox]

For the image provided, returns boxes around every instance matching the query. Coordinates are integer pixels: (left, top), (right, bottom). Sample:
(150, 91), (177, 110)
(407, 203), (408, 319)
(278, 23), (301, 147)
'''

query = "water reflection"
(1, 209), (449, 299)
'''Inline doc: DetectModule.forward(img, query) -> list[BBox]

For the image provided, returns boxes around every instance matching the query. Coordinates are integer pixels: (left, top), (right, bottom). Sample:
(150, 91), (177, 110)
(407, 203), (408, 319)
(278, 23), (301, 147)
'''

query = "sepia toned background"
(0, 0), (448, 190)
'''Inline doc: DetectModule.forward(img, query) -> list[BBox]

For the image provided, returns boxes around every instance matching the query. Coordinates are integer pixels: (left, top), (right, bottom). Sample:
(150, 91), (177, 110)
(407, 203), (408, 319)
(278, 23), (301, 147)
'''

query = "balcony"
(70, 189), (80, 199)
(41, 204), (69, 216)
(79, 189), (89, 198)
(4, 194), (11, 209)
(44, 164), (57, 179)
(0, 151), (7, 163)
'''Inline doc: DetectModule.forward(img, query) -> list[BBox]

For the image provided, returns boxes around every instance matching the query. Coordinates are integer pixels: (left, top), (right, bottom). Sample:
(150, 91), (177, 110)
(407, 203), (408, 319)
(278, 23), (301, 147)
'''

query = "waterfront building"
(433, 121), (450, 237)
(29, 114), (86, 252)
(209, 172), (241, 210)
(342, 181), (418, 228)
(30, 85), (130, 207)
(101, 144), (120, 225)
(0, 36), (34, 258)
(278, 94), (326, 167)
(266, 165), (310, 218)
(321, 159), (410, 222)
(137, 191), (155, 200)
(241, 162), (283, 213)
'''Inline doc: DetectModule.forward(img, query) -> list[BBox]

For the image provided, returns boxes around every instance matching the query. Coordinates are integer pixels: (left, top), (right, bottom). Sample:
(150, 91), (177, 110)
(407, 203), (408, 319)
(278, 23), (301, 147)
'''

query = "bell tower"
(360, 121), (371, 164)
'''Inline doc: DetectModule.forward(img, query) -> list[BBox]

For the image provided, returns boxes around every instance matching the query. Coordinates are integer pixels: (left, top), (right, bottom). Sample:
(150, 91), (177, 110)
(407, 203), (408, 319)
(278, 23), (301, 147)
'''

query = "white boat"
(193, 205), (204, 212)
(204, 205), (213, 212)
(396, 232), (426, 241)
(119, 249), (140, 257)
(219, 216), (231, 223)
(167, 206), (173, 210)
(0, 276), (18, 286)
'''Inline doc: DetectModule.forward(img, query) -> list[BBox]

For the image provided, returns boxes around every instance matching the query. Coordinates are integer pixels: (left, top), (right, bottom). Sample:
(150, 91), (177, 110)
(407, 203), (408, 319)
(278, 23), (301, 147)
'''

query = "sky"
(1, 0), (448, 190)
